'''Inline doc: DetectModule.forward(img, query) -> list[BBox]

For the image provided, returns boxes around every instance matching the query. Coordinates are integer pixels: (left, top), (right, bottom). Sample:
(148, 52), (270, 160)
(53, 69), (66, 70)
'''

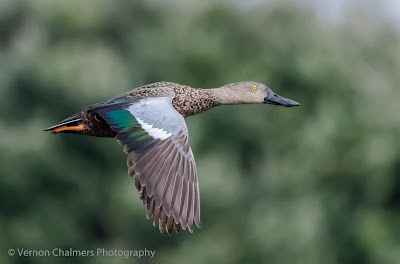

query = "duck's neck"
(206, 86), (243, 105)
(172, 86), (221, 117)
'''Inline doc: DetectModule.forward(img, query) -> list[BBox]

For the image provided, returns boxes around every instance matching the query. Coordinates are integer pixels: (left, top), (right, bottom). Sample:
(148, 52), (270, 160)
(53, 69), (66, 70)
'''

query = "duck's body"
(45, 81), (300, 234)
(49, 82), (221, 137)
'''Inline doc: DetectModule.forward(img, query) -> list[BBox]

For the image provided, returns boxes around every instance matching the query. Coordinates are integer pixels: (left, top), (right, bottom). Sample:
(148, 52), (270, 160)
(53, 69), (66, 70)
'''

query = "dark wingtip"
(43, 127), (56, 134)
(43, 124), (58, 132)
(43, 127), (58, 134)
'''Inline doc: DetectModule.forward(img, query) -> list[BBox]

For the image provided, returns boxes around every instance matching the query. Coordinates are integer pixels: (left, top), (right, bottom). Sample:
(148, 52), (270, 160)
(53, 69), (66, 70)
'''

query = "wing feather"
(171, 172), (183, 223)
(95, 95), (201, 233)
(180, 180), (190, 229)
(194, 182), (201, 227)
(188, 182), (196, 232)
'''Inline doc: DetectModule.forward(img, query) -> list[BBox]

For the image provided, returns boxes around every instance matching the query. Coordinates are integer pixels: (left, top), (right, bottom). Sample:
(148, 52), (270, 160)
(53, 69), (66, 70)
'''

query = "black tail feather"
(43, 112), (84, 131)
(43, 118), (82, 132)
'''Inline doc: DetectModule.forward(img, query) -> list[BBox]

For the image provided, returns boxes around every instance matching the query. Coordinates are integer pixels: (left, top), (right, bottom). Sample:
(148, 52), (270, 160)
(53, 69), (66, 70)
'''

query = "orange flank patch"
(53, 124), (85, 134)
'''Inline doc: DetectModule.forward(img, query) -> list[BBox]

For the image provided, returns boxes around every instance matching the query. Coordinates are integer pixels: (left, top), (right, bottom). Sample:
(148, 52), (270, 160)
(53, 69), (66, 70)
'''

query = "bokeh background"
(1, 0), (399, 263)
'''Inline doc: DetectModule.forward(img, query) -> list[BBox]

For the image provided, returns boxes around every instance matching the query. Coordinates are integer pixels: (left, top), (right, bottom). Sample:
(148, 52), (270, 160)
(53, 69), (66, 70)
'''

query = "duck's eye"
(252, 85), (257, 91)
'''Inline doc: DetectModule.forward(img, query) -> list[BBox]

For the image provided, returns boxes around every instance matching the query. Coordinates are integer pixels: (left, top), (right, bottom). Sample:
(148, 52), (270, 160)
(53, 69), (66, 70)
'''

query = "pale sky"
(237, 0), (400, 29)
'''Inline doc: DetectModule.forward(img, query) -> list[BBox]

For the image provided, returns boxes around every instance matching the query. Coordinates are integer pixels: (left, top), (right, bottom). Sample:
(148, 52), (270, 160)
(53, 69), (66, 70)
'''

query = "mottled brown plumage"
(172, 86), (221, 117)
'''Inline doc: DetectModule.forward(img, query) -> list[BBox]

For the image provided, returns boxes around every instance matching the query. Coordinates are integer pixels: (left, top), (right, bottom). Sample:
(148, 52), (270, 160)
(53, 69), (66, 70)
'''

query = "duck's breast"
(172, 86), (221, 117)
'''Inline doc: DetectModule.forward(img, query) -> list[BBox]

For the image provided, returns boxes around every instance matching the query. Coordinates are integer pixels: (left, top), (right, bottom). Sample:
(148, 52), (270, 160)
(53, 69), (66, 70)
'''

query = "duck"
(44, 81), (300, 234)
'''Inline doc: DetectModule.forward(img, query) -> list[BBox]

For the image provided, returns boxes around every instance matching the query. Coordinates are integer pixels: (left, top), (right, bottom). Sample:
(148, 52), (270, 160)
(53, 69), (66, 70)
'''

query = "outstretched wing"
(95, 97), (201, 233)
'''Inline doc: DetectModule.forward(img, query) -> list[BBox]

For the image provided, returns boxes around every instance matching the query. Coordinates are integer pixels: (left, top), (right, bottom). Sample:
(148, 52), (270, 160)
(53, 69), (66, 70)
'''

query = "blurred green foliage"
(0, 0), (399, 264)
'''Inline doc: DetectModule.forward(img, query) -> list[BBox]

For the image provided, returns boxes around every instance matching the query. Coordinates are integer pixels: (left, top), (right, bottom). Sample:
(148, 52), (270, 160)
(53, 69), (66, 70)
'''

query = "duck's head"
(218, 81), (300, 107)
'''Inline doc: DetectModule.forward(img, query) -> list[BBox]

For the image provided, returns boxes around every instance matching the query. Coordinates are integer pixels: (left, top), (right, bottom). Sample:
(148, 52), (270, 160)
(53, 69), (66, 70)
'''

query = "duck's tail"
(44, 112), (85, 135)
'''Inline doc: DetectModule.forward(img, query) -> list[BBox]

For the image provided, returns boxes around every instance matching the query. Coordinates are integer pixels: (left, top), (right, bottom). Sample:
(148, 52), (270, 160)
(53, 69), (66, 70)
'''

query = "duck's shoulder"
(125, 82), (183, 98)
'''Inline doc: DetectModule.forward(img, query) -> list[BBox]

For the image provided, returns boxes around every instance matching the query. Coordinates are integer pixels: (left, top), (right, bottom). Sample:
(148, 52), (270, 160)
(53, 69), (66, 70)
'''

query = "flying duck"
(44, 81), (300, 234)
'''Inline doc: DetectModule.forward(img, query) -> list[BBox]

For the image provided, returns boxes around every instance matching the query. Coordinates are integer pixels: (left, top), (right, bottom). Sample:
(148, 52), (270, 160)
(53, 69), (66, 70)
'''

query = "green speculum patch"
(108, 110), (138, 131)
(107, 110), (151, 142)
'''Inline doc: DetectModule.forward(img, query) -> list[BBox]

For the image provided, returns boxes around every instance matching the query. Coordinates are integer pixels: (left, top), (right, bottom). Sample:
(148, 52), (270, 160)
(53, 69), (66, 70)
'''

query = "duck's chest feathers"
(172, 86), (221, 117)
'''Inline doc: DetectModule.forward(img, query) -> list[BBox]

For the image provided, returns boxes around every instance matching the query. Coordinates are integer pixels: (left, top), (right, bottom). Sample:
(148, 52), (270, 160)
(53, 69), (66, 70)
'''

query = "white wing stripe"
(135, 117), (172, 140)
